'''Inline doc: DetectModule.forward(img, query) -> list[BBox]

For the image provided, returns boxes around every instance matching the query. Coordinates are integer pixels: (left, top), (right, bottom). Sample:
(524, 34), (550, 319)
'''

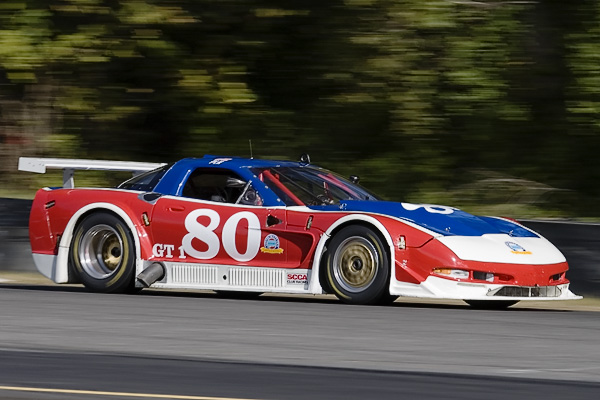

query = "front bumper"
(390, 275), (582, 301)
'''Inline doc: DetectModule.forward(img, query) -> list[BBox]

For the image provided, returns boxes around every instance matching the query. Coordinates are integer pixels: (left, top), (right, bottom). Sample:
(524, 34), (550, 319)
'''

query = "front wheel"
(324, 225), (390, 305)
(70, 212), (137, 293)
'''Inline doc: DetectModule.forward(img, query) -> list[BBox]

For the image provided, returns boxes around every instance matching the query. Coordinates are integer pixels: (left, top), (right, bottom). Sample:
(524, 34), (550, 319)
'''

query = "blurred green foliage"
(1, 0), (600, 217)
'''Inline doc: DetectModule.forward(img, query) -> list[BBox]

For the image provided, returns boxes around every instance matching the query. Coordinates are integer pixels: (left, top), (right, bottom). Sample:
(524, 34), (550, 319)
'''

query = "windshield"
(251, 166), (380, 206)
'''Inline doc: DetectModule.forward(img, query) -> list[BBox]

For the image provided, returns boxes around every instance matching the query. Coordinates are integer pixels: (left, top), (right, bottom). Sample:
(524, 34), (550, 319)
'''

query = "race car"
(18, 155), (581, 307)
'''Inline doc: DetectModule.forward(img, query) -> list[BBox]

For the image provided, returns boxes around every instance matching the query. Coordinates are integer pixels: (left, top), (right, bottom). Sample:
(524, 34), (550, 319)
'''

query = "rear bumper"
(32, 253), (58, 282)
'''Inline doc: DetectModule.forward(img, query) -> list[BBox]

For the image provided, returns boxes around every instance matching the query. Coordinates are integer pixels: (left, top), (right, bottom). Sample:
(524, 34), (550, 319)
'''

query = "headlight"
(432, 268), (469, 279)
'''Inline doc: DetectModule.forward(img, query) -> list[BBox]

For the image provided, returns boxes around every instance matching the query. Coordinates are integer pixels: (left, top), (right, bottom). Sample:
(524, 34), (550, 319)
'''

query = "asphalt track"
(1, 280), (600, 399)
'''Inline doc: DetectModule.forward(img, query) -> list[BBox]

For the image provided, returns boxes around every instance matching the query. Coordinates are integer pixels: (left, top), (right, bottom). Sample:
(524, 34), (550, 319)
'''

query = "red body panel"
(28, 188), (569, 289)
(29, 189), (154, 258)
(149, 197), (318, 269)
(29, 189), (55, 255)
(403, 239), (569, 287)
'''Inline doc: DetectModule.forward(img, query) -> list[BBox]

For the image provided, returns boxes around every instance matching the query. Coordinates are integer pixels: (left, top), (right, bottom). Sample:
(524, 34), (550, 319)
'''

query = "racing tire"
(377, 293), (399, 305)
(318, 249), (334, 295)
(325, 225), (390, 305)
(70, 212), (137, 293)
(465, 300), (518, 309)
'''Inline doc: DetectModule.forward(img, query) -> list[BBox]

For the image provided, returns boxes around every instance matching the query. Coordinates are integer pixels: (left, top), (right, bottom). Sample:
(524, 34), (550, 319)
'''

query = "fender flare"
(307, 214), (396, 294)
(54, 203), (145, 283)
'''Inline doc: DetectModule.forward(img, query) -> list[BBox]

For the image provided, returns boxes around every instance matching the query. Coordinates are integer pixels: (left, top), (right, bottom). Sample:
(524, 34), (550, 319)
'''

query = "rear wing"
(18, 157), (166, 189)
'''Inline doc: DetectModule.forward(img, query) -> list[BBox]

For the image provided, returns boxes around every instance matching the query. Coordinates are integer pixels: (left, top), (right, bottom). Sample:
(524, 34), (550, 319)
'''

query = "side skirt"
(147, 262), (313, 294)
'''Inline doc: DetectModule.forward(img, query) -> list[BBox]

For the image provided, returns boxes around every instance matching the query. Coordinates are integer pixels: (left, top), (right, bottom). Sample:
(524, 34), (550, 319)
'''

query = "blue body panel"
(152, 156), (536, 238)
(153, 156), (304, 202)
(309, 200), (538, 238)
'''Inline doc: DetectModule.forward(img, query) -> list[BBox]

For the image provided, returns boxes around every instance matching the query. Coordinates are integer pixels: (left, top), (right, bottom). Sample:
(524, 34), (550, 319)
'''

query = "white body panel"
(151, 263), (312, 294)
(437, 234), (566, 265)
(31, 253), (58, 282)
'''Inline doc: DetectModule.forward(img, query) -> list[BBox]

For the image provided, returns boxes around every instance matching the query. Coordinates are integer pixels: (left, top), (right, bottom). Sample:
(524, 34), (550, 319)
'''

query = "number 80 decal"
(153, 209), (263, 262)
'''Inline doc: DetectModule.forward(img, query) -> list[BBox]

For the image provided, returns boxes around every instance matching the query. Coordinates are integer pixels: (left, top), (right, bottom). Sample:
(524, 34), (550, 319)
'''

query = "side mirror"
(349, 175), (360, 184)
(299, 153), (311, 164)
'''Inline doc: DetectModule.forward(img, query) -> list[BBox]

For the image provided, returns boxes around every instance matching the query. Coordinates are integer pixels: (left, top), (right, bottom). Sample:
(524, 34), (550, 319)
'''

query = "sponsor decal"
(505, 241), (532, 255)
(152, 209), (262, 262)
(208, 158), (232, 165)
(287, 273), (308, 284)
(401, 203), (455, 215)
(152, 243), (176, 258)
(261, 233), (284, 254)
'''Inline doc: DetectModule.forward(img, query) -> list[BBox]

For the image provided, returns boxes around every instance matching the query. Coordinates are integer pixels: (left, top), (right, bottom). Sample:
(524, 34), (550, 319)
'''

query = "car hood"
(308, 200), (538, 238)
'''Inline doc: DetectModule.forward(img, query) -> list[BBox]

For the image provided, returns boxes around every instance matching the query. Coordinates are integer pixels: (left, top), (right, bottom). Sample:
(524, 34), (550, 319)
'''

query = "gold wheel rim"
(102, 236), (122, 271)
(333, 236), (378, 293)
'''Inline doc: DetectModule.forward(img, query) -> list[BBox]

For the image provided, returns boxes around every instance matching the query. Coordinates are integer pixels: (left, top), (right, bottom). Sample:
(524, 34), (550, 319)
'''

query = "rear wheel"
(70, 212), (137, 293)
(325, 225), (390, 305)
(465, 300), (518, 309)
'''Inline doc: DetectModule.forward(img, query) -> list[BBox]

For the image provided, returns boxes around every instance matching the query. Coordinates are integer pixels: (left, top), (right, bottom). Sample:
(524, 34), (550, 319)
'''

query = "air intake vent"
(170, 264), (218, 285)
(229, 268), (286, 288)
(492, 285), (562, 298)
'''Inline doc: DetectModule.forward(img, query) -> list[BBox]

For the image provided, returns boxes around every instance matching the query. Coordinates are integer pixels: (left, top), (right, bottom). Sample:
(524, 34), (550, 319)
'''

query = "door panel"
(150, 197), (306, 269)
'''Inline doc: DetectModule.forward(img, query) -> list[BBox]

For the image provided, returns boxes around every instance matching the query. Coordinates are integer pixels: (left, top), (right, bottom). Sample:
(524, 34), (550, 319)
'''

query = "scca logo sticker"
(287, 273), (308, 284)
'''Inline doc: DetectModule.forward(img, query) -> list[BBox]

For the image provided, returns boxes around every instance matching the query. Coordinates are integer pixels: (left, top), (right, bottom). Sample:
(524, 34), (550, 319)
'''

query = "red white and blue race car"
(18, 155), (581, 307)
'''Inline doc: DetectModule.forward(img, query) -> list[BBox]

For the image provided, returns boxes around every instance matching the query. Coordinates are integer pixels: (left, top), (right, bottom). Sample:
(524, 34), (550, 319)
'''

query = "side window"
(181, 168), (262, 206)
(261, 172), (301, 206)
